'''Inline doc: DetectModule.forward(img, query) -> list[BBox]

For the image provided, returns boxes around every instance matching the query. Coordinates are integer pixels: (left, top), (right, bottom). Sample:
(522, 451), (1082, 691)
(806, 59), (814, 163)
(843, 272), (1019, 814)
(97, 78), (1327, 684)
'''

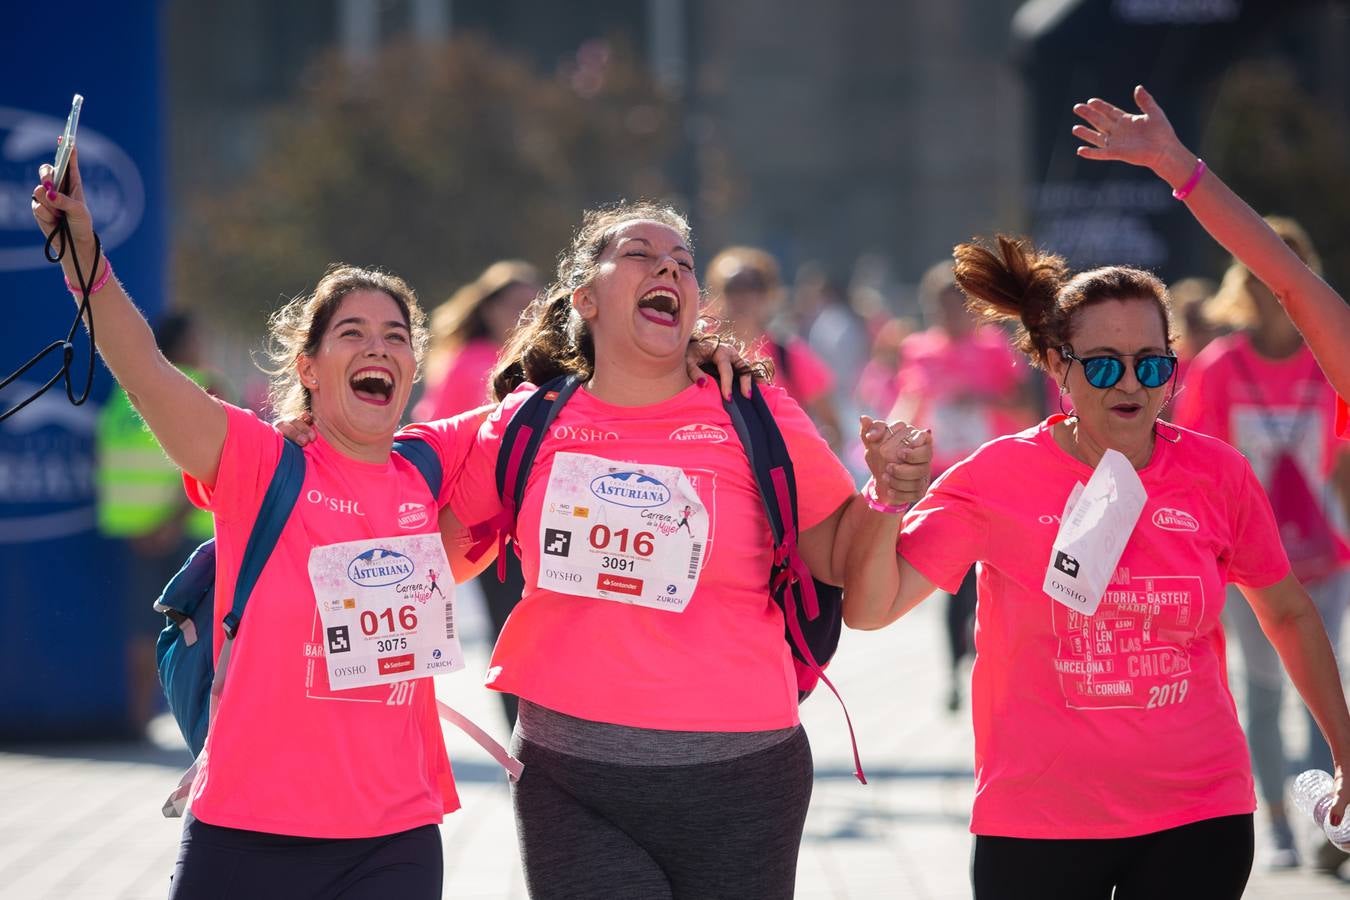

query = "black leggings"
(945, 567), (977, 670)
(512, 728), (814, 900)
(972, 813), (1254, 900)
(167, 813), (442, 900)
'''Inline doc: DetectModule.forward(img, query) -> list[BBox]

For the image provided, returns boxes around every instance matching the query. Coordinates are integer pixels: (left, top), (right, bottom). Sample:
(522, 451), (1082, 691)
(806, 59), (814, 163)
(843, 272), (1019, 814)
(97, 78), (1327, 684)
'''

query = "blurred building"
(166, 0), (1350, 302)
(166, 0), (1023, 298)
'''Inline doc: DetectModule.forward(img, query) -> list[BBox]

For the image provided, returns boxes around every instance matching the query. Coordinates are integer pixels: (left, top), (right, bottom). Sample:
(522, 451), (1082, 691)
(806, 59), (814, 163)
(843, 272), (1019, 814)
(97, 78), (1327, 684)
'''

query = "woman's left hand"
(686, 335), (753, 400)
(1332, 764), (1349, 827)
(1071, 85), (1194, 184)
(276, 412), (318, 446)
(860, 415), (932, 505)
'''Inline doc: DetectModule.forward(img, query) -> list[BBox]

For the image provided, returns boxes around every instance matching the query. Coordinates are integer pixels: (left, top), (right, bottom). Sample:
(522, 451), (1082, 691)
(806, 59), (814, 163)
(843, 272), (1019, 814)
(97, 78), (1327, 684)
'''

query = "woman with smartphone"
(33, 148), (482, 898)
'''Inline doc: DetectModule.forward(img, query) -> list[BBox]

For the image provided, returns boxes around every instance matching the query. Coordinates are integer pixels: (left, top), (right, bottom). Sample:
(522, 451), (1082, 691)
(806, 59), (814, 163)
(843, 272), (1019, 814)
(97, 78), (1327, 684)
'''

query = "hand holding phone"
(52, 94), (83, 192)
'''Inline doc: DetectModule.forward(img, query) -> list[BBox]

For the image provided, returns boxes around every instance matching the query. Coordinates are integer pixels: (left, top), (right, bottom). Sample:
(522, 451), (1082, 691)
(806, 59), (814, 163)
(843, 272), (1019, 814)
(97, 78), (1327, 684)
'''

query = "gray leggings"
(510, 728), (813, 899)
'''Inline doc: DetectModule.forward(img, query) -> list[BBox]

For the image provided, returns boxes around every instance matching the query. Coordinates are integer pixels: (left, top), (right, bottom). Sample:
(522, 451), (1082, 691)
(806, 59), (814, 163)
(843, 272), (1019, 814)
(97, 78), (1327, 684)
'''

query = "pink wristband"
(1171, 158), (1206, 200)
(66, 259), (113, 297)
(864, 477), (910, 515)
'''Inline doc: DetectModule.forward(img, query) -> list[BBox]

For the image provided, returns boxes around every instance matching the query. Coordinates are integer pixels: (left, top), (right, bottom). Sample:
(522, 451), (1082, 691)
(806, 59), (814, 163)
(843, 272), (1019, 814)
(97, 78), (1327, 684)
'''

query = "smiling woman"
(841, 226), (1350, 900)
(396, 199), (933, 900)
(31, 153), (489, 900)
(264, 268), (427, 462)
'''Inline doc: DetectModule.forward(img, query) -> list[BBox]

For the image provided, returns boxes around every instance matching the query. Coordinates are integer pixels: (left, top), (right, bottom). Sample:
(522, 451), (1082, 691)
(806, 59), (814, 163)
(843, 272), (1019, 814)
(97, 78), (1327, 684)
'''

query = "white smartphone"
(52, 94), (83, 191)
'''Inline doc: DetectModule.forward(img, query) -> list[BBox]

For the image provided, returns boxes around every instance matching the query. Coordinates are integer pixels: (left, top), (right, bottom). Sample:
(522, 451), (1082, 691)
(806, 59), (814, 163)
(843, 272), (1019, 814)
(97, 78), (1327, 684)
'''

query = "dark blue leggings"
(972, 813), (1254, 900)
(167, 813), (442, 900)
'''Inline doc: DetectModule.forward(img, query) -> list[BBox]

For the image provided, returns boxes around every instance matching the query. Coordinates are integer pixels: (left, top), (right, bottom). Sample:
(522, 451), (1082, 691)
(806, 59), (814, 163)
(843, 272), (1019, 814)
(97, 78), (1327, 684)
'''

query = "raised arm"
(1073, 85), (1350, 397)
(32, 149), (226, 484)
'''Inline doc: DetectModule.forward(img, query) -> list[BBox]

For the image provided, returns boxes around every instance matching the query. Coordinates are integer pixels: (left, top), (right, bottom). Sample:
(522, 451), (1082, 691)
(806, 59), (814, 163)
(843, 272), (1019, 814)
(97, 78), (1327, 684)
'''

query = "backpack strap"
(223, 438), (306, 638)
(393, 436), (444, 498)
(467, 375), (583, 580)
(399, 436), (524, 781)
(724, 384), (866, 784)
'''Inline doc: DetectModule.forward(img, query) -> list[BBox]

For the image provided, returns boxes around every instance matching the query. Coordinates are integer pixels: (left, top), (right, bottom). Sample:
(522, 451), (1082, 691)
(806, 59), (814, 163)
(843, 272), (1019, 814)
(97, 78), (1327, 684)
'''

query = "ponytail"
(953, 235), (1069, 368)
(952, 234), (1175, 369)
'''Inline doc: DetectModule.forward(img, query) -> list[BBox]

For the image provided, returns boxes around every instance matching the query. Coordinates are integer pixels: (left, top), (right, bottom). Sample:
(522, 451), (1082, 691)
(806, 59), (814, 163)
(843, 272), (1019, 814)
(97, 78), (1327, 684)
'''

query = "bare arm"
(438, 504), (497, 584)
(32, 150), (226, 484)
(1074, 85), (1350, 397)
(1238, 573), (1350, 822)
(838, 416), (939, 629)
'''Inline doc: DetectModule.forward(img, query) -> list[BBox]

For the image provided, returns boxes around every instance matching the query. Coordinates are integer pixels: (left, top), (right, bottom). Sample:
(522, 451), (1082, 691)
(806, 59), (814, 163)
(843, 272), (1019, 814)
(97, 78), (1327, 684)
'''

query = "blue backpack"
(153, 437), (442, 759)
(467, 375), (864, 781)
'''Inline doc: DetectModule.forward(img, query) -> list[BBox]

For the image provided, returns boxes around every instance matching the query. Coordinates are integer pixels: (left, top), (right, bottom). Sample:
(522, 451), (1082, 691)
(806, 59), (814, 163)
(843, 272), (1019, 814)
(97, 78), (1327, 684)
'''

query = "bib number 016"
(589, 525), (654, 557)
(360, 605), (418, 636)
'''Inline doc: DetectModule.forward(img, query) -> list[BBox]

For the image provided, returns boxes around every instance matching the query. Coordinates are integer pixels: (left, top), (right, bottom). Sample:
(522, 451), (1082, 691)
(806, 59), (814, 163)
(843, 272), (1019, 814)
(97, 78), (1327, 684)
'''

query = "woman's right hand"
(30, 144), (97, 252)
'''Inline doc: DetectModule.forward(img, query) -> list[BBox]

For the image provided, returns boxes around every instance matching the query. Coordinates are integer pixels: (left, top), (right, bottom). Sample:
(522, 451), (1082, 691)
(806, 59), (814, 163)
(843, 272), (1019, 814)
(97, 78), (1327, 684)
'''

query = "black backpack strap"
(723, 383), (865, 783)
(466, 375), (582, 580)
(223, 438), (306, 638)
(393, 436), (443, 498)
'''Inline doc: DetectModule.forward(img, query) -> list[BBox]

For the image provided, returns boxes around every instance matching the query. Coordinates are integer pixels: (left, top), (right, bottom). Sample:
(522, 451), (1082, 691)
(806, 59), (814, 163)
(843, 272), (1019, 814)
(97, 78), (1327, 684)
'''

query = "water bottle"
(1292, 769), (1350, 850)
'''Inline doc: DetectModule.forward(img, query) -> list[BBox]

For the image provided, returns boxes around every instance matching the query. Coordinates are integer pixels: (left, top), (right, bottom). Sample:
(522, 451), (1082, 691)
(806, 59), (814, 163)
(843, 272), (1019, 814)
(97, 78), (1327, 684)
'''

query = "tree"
(1203, 59), (1350, 292)
(175, 34), (679, 336)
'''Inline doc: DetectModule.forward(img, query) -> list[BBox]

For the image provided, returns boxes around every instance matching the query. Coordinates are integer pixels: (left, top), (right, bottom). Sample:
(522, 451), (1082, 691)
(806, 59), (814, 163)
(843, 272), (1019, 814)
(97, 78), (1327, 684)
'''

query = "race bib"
(1043, 449), (1147, 616)
(309, 533), (465, 691)
(537, 451), (708, 612)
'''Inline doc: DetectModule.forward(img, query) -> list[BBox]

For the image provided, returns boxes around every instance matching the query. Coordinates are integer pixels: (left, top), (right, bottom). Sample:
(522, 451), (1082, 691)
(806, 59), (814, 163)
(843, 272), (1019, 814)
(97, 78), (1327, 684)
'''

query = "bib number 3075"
(309, 533), (465, 690)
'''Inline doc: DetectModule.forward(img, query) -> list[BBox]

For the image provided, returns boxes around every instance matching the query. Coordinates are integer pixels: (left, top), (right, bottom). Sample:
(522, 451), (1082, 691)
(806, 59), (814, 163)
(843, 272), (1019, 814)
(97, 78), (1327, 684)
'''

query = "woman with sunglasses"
(840, 228), (1350, 898)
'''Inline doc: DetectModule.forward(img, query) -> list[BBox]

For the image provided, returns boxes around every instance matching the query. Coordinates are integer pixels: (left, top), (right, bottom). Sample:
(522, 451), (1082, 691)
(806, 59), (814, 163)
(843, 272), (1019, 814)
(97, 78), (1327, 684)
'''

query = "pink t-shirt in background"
(183, 403), (477, 838)
(893, 327), (1029, 471)
(416, 379), (855, 732)
(1174, 334), (1349, 575)
(899, 417), (1289, 839)
(413, 339), (501, 422)
(751, 335), (836, 407)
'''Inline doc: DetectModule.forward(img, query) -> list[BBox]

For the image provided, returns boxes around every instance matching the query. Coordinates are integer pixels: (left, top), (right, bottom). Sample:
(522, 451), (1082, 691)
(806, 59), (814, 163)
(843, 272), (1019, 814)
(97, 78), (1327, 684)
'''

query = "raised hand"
(31, 144), (96, 248)
(1072, 86), (1194, 186)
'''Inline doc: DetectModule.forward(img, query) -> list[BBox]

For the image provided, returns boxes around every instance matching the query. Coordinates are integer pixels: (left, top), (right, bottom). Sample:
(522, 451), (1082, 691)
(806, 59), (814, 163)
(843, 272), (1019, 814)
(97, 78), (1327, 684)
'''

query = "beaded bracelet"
(1171, 158), (1207, 201)
(864, 476), (910, 515)
(65, 258), (113, 297)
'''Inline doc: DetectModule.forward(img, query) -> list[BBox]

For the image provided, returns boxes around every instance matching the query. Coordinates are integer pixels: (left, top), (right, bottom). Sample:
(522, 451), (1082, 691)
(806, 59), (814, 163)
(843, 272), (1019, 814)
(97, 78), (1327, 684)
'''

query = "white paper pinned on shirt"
(1042, 449), (1147, 616)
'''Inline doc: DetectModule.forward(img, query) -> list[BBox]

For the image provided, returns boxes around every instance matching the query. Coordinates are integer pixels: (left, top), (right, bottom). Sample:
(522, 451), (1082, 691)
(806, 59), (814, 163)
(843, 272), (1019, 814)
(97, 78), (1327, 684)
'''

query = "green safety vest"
(96, 367), (216, 540)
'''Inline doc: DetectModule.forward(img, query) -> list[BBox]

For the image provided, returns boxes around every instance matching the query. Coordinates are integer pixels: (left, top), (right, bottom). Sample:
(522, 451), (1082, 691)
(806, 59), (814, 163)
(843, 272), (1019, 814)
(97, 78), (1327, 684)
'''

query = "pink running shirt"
(416, 378), (854, 731)
(412, 339), (500, 422)
(751, 335), (836, 407)
(899, 417), (1289, 839)
(183, 403), (477, 838)
(892, 326), (1030, 471)
(1174, 334), (1350, 578)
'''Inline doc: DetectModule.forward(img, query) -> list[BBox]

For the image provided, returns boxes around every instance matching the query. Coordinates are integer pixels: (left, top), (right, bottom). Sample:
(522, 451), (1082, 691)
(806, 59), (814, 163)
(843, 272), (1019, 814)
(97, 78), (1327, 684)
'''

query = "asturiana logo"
(590, 472), (672, 508)
(1152, 507), (1199, 533)
(397, 501), (430, 530)
(669, 423), (728, 443)
(347, 547), (416, 587)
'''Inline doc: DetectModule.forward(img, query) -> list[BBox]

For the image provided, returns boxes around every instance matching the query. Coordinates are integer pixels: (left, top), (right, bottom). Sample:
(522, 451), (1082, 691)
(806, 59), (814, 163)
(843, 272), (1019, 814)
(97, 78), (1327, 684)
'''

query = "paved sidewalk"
(1, 595), (1347, 898)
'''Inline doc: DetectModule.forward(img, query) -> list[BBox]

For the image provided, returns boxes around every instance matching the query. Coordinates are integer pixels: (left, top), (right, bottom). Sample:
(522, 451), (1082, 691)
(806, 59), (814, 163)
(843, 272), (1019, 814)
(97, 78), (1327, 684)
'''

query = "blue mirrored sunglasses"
(1060, 347), (1177, 389)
